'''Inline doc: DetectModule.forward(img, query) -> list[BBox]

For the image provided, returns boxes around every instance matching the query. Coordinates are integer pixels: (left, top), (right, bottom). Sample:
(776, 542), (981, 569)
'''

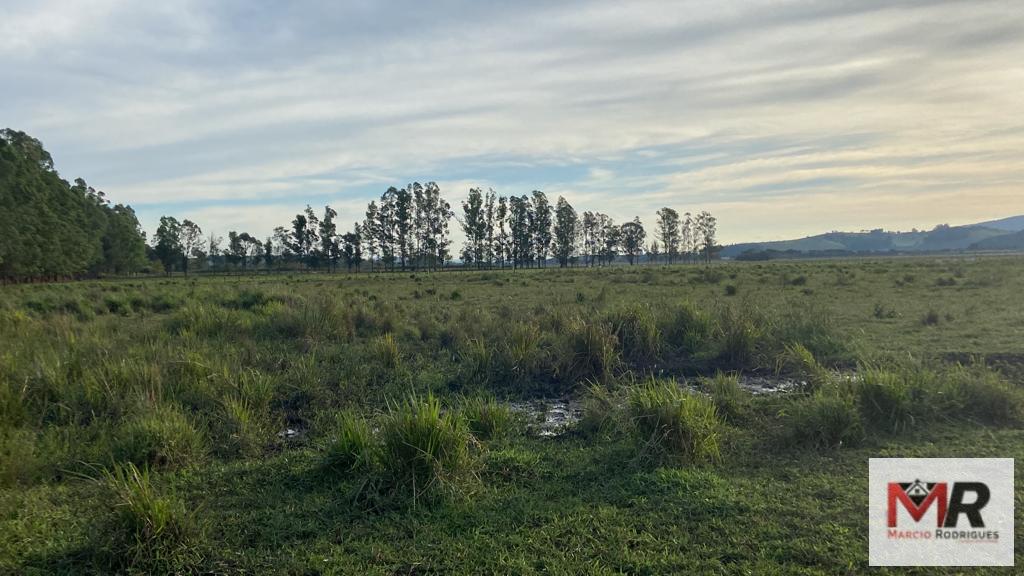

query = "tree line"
(0, 129), (718, 280)
(1, 129), (147, 282)
(164, 186), (718, 274)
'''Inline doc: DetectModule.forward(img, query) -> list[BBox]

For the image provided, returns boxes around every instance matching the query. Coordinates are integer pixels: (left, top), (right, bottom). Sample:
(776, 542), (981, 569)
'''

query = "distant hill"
(969, 229), (1024, 251)
(722, 216), (1024, 259)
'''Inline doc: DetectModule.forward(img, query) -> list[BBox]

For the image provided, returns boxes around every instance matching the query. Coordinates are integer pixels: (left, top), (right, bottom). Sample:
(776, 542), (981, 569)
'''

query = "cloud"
(2, 0), (1023, 244)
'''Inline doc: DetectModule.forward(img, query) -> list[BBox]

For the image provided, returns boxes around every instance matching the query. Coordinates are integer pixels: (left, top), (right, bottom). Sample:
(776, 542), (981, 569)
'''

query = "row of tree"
(1, 129), (148, 282)
(158, 186), (717, 274)
(0, 129), (719, 280)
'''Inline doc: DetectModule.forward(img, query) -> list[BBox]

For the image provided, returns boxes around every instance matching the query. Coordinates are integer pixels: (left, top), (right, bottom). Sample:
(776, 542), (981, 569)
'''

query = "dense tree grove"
(1, 130), (719, 279)
(0, 129), (146, 282)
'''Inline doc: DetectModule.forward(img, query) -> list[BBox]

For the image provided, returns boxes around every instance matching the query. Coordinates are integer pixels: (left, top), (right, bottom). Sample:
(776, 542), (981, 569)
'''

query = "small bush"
(95, 462), (205, 573)
(628, 380), (722, 465)
(461, 395), (514, 440)
(724, 284), (737, 296)
(783, 392), (862, 449)
(111, 404), (206, 470)
(379, 395), (477, 506)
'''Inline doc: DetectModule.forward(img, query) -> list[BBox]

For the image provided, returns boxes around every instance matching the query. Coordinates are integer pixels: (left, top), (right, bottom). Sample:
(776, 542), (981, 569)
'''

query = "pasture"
(2, 256), (1023, 574)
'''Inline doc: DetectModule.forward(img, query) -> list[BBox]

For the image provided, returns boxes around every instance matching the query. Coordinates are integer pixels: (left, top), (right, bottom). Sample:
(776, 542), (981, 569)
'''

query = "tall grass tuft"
(775, 343), (832, 392)
(557, 317), (619, 386)
(460, 395), (514, 440)
(94, 462), (205, 574)
(579, 382), (621, 438)
(628, 379), (722, 466)
(111, 403), (206, 470)
(783, 392), (863, 449)
(323, 411), (377, 474)
(713, 302), (763, 368)
(660, 300), (711, 356)
(371, 333), (401, 373)
(379, 394), (477, 506)
(702, 372), (747, 422)
(607, 304), (661, 364)
(855, 367), (921, 433)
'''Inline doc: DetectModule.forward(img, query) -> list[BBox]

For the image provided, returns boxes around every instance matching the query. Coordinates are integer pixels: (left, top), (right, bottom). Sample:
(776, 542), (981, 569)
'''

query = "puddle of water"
(508, 399), (582, 437)
(277, 428), (302, 440)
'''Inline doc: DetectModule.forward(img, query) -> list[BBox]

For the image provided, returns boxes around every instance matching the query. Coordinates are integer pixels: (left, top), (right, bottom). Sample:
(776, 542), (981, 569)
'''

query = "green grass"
(2, 256), (1024, 573)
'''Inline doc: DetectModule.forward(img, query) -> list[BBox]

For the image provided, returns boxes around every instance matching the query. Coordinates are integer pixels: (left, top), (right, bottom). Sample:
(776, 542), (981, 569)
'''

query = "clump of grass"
(217, 396), (272, 457)
(111, 404), (206, 470)
(855, 367), (921, 433)
(606, 304), (661, 363)
(503, 322), (546, 384)
(775, 343), (832, 392)
(724, 284), (738, 296)
(628, 379), (722, 466)
(556, 318), (619, 386)
(459, 338), (495, 387)
(783, 392), (862, 449)
(323, 411), (377, 474)
(714, 302), (763, 368)
(921, 309), (941, 326)
(579, 382), (621, 438)
(702, 372), (747, 422)
(94, 462), (205, 574)
(460, 395), (514, 440)
(660, 300), (711, 355)
(940, 365), (1024, 426)
(379, 394), (477, 506)
(371, 333), (401, 372)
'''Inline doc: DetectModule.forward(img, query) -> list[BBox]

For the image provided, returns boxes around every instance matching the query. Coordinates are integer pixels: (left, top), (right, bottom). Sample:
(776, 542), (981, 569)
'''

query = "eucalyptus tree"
(153, 216), (183, 275)
(581, 211), (599, 267)
(656, 207), (681, 264)
(319, 205), (339, 271)
(507, 195), (533, 269)
(362, 201), (380, 271)
(530, 190), (553, 267)
(460, 188), (487, 267)
(179, 219), (203, 276)
(681, 212), (694, 263)
(620, 217), (646, 265)
(553, 196), (579, 268)
(695, 211), (718, 263)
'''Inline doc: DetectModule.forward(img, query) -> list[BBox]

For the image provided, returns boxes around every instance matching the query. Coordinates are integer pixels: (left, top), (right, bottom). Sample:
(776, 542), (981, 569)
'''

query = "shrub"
(606, 304), (661, 364)
(628, 380), (722, 465)
(323, 411), (377, 474)
(111, 404), (206, 470)
(922, 309), (941, 326)
(783, 392), (862, 449)
(460, 395), (514, 440)
(379, 395), (477, 506)
(724, 284), (738, 296)
(94, 463), (205, 573)
(702, 372), (747, 422)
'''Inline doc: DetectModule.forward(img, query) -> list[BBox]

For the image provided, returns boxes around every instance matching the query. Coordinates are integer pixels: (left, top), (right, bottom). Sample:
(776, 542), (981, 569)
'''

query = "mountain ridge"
(722, 215), (1024, 258)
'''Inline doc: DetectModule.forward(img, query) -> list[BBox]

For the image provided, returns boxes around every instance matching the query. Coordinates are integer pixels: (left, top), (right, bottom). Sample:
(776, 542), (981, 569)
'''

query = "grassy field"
(2, 256), (1023, 574)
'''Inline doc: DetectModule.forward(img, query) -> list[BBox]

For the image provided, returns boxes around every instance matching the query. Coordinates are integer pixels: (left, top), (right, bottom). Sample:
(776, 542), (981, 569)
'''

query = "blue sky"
(3, 0), (1023, 244)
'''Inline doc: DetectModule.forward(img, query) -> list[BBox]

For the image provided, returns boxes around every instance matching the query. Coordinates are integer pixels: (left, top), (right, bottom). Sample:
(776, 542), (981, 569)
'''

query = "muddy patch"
(508, 399), (583, 437)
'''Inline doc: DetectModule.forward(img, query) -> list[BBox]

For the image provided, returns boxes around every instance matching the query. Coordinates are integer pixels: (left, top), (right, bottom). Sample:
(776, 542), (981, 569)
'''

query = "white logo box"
(869, 458), (1014, 566)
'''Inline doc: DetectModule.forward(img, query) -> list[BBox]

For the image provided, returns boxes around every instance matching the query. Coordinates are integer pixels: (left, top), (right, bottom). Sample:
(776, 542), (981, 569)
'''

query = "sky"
(3, 0), (1023, 245)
